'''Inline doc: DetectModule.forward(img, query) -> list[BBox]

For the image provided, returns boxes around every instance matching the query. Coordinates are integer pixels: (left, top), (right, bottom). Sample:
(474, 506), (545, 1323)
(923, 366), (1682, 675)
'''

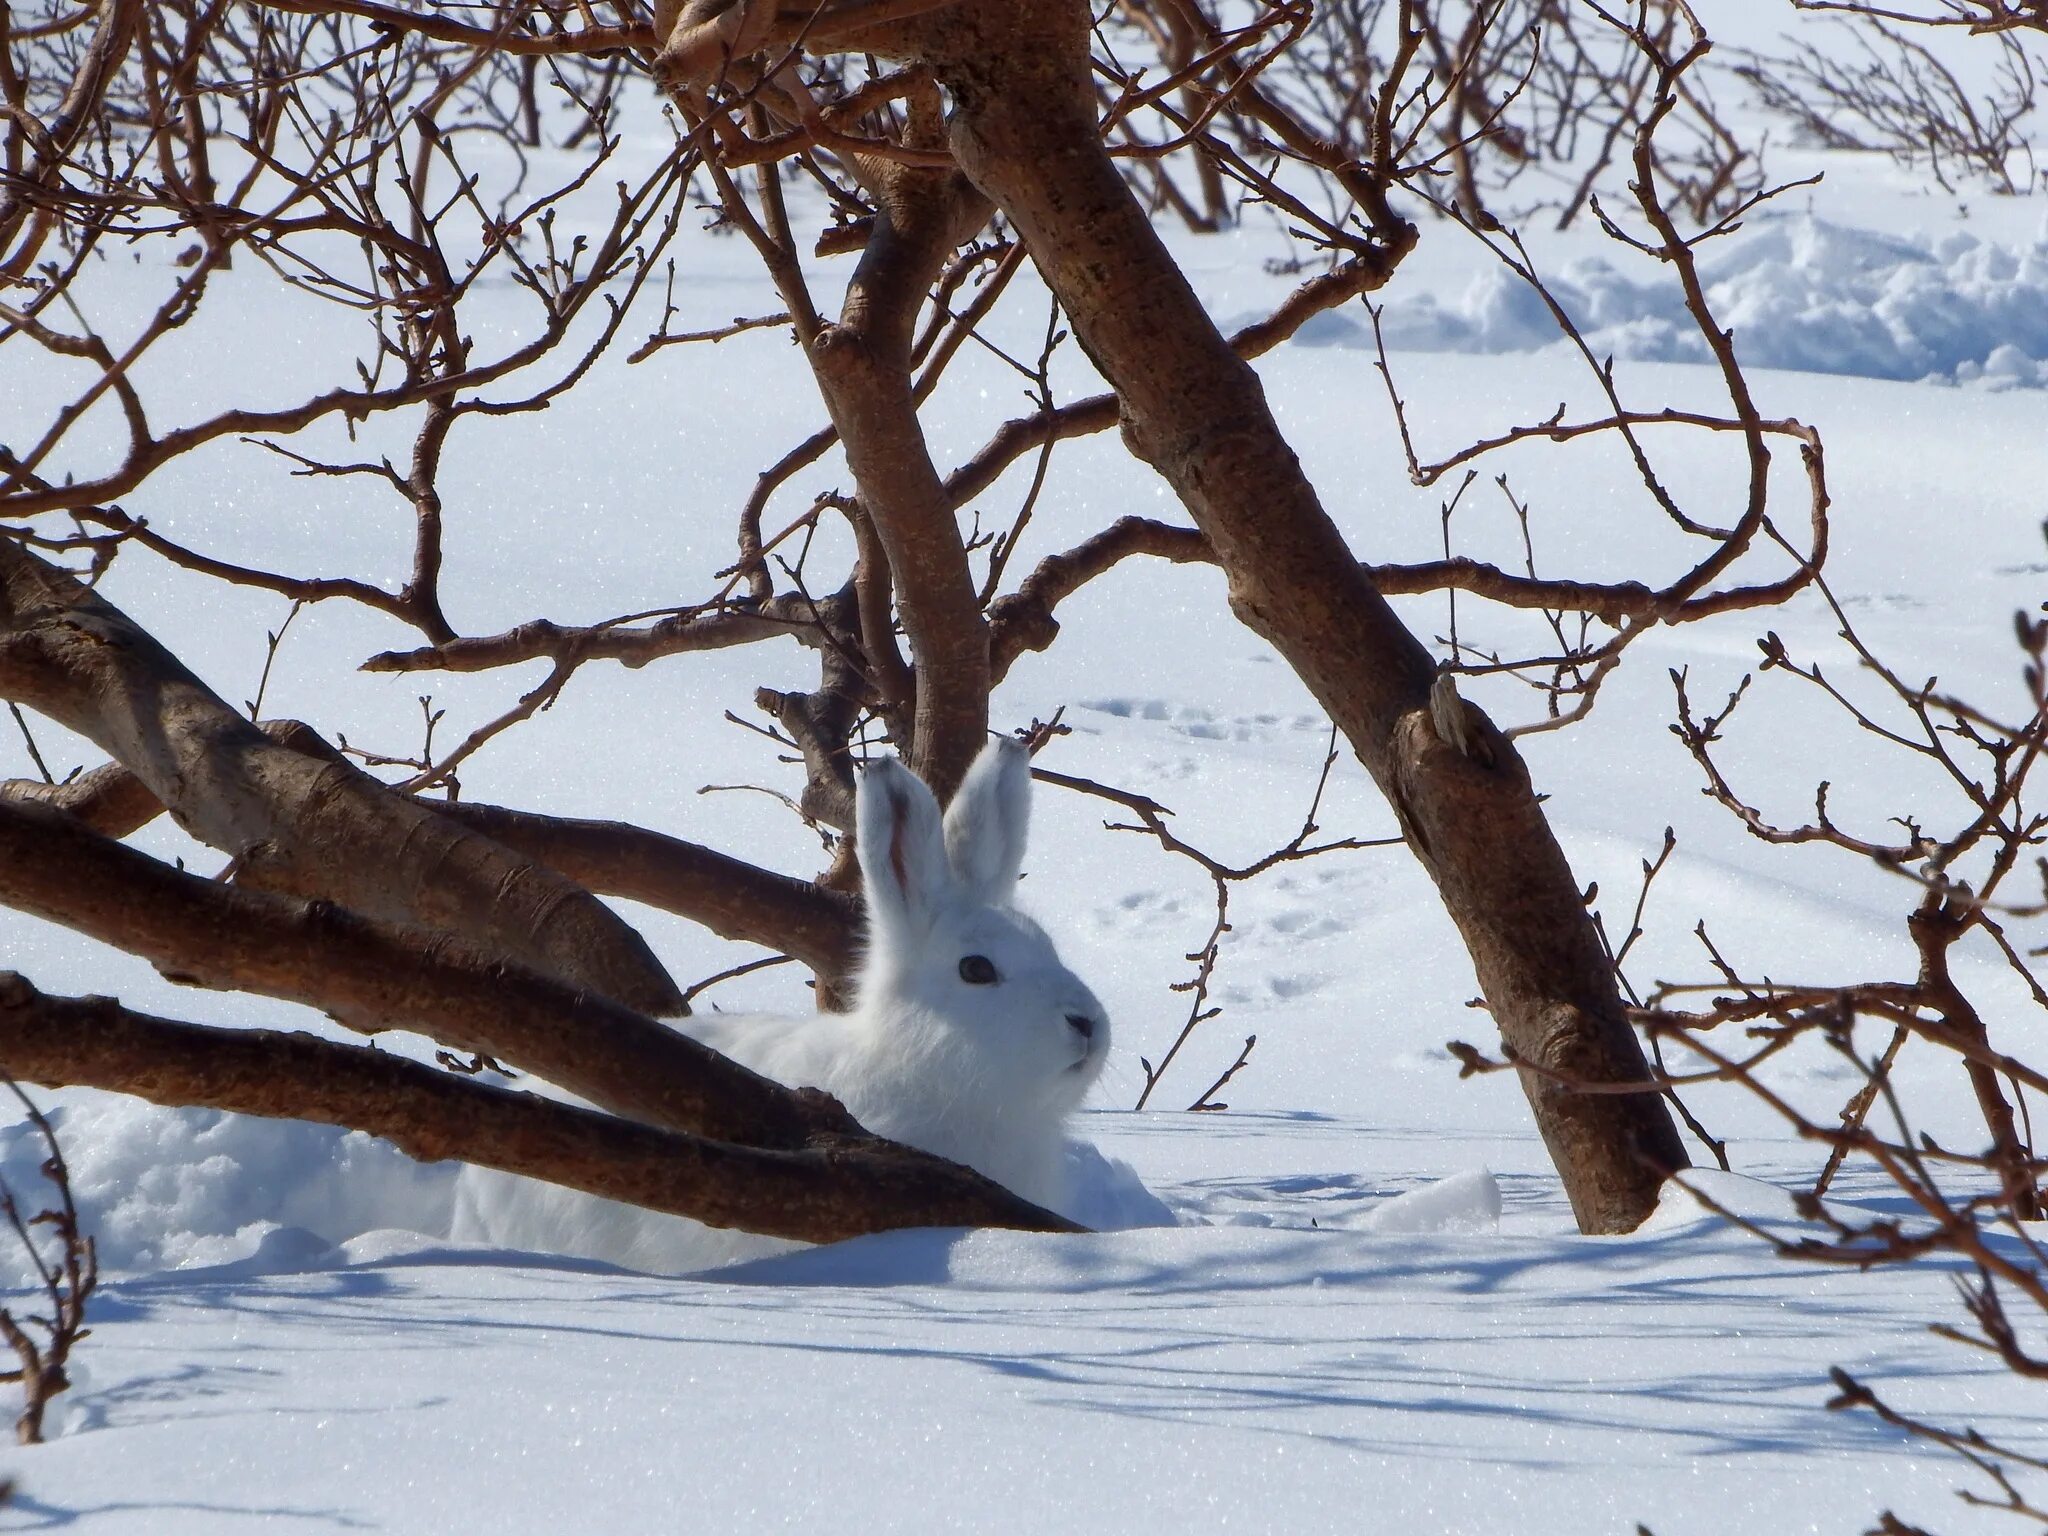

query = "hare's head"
(852, 739), (1109, 1117)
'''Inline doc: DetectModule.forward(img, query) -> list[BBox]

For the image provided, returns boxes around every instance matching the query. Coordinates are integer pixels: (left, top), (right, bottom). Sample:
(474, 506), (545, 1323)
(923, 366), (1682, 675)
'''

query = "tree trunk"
(910, 0), (1688, 1232)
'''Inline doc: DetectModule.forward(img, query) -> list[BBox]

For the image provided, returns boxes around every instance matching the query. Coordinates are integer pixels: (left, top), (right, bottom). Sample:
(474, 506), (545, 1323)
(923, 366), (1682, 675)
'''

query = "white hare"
(453, 737), (1113, 1272)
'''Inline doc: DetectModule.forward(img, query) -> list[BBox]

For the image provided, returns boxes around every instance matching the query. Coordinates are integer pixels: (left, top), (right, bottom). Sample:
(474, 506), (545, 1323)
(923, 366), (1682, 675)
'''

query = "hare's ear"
(943, 737), (1031, 906)
(856, 757), (952, 940)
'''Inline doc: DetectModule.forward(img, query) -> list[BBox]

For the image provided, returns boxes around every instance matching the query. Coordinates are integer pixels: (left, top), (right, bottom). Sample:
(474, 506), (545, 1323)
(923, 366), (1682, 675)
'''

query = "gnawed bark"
(0, 973), (1079, 1243)
(0, 539), (681, 1015)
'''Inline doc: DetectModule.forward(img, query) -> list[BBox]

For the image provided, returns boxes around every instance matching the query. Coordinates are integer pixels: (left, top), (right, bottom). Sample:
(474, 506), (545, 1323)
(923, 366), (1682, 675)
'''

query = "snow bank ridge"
(1321, 215), (2048, 388)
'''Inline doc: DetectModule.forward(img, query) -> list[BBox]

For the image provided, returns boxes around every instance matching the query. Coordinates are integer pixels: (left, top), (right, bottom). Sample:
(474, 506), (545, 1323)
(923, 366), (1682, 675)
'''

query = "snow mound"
(1327, 215), (2048, 387)
(1645, 1168), (1815, 1232)
(0, 1094), (1173, 1284)
(1647, 1168), (1918, 1253)
(0, 1098), (455, 1286)
(1361, 1169), (1503, 1234)
(1061, 1139), (1179, 1231)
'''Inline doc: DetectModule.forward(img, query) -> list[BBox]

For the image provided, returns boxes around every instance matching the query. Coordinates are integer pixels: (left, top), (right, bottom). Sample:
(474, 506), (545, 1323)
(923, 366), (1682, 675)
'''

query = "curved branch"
(0, 0), (144, 265)
(0, 973), (1078, 1243)
(433, 801), (862, 986)
(944, 253), (1400, 515)
(0, 539), (681, 1015)
(797, 111), (994, 797)
(0, 761), (163, 838)
(362, 597), (834, 674)
(984, 511), (1815, 687)
(247, 0), (655, 56)
(0, 799), (817, 1146)
(78, 505), (447, 637)
(0, 758), (864, 991)
(990, 516), (1212, 680)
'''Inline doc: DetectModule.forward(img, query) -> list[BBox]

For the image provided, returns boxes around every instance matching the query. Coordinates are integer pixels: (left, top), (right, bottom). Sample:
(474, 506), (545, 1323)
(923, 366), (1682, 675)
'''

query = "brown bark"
(0, 760), (162, 838)
(796, 100), (996, 801)
(249, 0), (652, 55)
(0, 0), (142, 269)
(360, 595), (836, 675)
(0, 539), (681, 1016)
(432, 801), (861, 988)
(1911, 898), (2043, 1221)
(942, 256), (1398, 519)
(0, 973), (1079, 1243)
(1, 749), (864, 991)
(904, 1), (1687, 1232)
(0, 799), (841, 1148)
(989, 516), (1214, 680)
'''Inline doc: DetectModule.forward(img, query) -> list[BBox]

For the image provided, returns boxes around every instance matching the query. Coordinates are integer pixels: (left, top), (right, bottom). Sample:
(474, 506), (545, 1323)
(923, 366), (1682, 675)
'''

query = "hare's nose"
(1066, 1013), (1096, 1040)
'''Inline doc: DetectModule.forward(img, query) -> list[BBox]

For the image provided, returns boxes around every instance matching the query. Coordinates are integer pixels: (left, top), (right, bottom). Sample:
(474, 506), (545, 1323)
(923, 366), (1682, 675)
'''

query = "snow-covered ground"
(6, 6), (2048, 1532)
(10, 1164), (2037, 1536)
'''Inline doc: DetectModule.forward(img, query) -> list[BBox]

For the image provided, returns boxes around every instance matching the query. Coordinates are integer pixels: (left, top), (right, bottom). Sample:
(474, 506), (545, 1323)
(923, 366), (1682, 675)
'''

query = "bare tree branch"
(0, 798), (806, 1146)
(0, 972), (1079, 1244)
(0, 537), (681, 1014)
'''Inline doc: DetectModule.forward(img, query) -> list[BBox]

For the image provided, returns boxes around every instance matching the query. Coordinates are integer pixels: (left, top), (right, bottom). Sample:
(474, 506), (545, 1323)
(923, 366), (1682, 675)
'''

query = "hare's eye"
(958, 954), (999, 985)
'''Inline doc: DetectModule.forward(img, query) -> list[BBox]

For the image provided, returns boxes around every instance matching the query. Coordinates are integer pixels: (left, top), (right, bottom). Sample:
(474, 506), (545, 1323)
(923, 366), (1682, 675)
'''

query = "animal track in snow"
(1095, 888), (1187, 933)
(1075, 697), (1326, 744)
(1264, 908), (1347, 941)
(1218, 971), (1329, 1006)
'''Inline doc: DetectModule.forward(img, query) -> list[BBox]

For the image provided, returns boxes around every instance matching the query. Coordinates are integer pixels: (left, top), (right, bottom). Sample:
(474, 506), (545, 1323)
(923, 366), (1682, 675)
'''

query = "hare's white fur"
(452, 739), (1110, 1273)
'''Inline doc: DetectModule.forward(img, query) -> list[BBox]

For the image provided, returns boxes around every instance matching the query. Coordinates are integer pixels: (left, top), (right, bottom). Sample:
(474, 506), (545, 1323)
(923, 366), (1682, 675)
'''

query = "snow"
(6, 1148), (2037, 1534)
(1359, 214), (2048, 386)
(6, 8), (2048, 1532)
